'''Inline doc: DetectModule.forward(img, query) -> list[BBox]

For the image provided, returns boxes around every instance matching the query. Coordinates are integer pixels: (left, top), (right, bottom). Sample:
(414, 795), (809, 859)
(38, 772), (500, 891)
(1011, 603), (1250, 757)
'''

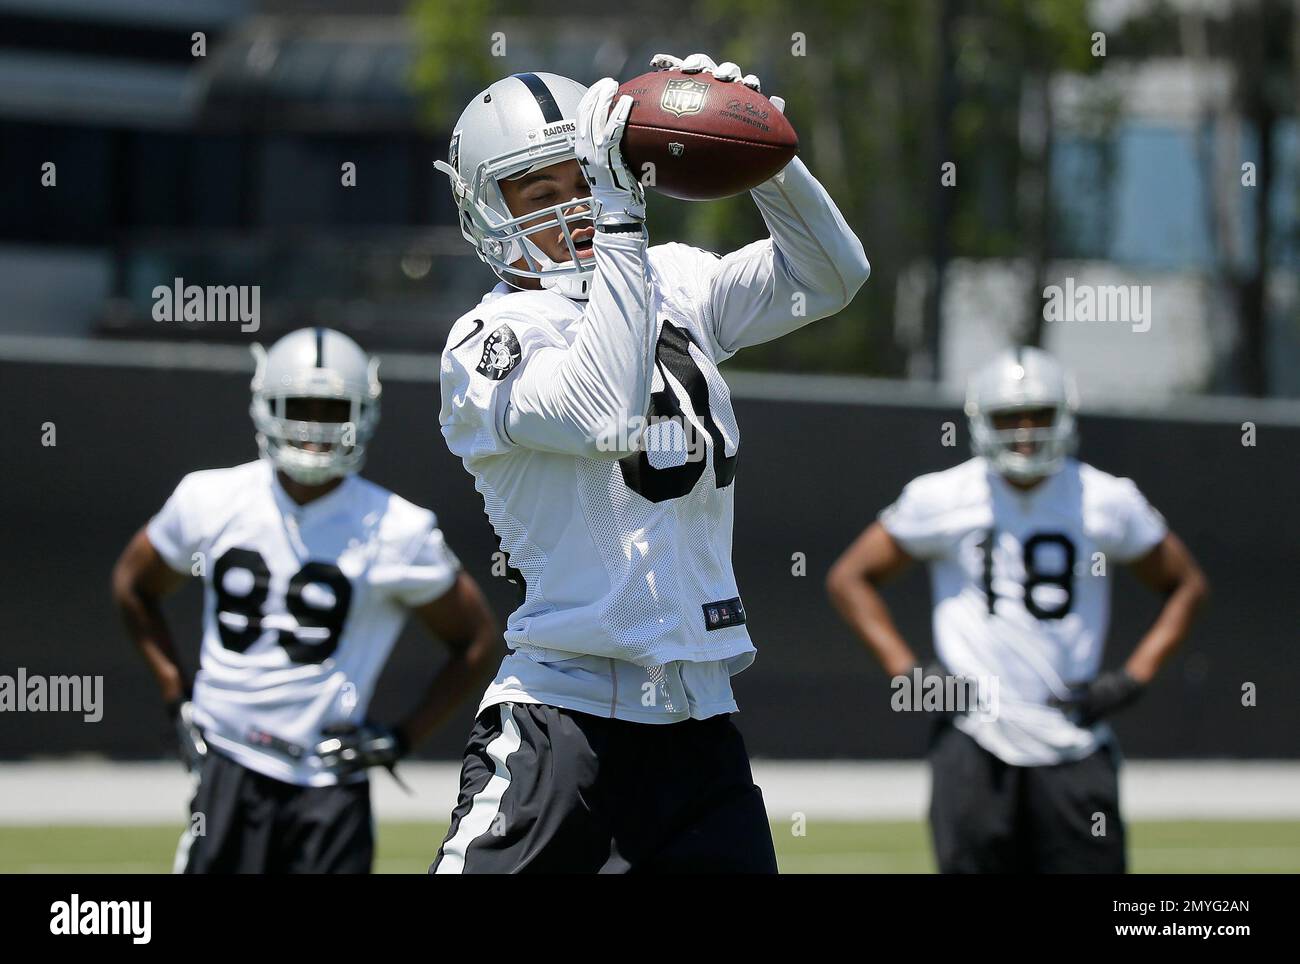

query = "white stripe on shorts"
(434, 704), (523, 874)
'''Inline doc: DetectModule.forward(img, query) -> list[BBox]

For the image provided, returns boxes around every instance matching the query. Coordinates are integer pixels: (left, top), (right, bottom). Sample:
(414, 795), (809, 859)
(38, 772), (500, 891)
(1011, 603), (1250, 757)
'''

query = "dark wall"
(2, 359), (1294, 760)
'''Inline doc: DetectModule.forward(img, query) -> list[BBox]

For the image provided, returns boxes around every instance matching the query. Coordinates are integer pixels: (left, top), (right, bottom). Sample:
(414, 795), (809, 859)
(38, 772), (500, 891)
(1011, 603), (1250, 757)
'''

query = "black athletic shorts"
(176, 748), (374, 874)
(431, 703), (779, 874)
(928, 721), (1126, 873)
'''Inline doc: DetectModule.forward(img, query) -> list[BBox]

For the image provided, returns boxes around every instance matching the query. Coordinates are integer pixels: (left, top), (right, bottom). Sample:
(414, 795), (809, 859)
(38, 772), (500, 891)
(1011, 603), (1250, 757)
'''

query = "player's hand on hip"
(575, 77), (645, 227)
(314, 721), (408, 777)
(1049, 669), (1146, 727)
(913, 660), (962, 722)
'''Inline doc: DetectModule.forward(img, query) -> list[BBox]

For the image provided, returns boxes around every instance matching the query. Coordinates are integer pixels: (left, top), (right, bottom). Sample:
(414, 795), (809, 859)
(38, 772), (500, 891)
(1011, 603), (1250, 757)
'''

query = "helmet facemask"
(965, 348), (1079, 483)
(250, 343), (381, 486)
(969, 404), (1077, 483)
(435, 133), (596, 300)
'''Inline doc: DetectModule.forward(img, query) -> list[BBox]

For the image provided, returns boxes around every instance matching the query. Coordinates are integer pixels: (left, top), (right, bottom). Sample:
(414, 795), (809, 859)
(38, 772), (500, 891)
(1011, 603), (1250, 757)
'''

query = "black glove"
(1049, 669), (1145, 726)
(918, 661), (948, 685)
(919, 660), (968, 720)
(314, 722), (408, 778)
(167, 698), (207, 774)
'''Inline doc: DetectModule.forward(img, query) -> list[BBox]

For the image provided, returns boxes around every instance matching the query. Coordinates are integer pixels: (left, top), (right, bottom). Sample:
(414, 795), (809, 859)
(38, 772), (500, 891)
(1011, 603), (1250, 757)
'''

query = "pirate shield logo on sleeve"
(476, 325), (522, 380)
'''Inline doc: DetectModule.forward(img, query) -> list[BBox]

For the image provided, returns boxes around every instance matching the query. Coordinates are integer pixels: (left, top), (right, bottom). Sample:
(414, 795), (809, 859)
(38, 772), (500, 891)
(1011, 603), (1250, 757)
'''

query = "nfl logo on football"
(660, 78), (708, 117)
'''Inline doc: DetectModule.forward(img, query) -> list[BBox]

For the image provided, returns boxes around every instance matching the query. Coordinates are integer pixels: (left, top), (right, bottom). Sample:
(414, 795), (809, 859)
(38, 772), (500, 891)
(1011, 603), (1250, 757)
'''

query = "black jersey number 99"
(620, 322), (738, 503)
(979, 530), (1076, 621)
(212, 548), (353, 663)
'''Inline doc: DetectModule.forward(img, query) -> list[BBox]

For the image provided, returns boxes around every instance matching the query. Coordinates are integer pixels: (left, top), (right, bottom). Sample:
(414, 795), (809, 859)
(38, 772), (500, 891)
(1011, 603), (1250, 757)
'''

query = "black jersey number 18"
(978, 530), (1076, 620)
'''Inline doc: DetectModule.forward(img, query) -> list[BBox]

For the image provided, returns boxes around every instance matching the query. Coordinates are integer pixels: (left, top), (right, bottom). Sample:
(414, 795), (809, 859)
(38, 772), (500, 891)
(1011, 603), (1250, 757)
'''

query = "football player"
(111, 327), (499, 873)
(430, 54), (870, 872)
(827, 347), (1208, 873)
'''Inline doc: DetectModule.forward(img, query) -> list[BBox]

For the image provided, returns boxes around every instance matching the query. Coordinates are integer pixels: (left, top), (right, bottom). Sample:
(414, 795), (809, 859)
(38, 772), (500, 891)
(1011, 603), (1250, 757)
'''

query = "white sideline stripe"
(0, 759), (1298, 825)
(0, 334), (254, 373)
(723, 370), (1300, 427)
(433, 706), (523, 874)
(172, 824), (194, 874)
(171, 769), (201, 873)
(3, 333), (1300, 426)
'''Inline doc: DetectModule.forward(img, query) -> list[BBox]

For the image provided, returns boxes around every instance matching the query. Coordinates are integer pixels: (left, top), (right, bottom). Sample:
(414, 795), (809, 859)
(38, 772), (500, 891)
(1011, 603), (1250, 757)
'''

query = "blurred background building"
(2, 0), (1297, 400)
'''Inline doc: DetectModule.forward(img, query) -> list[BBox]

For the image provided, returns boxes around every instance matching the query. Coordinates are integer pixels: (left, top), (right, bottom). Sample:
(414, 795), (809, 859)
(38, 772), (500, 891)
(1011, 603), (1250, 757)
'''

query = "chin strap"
(541, 272), (592, 301)
(502, 235), (592, 300)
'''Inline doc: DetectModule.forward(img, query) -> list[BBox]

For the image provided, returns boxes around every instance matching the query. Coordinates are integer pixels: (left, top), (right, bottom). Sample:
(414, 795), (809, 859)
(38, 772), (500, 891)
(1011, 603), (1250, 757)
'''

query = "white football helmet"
(434, 71), (595, 300)
(250, 328), (381, 485)
(965, 347), (1079, 482)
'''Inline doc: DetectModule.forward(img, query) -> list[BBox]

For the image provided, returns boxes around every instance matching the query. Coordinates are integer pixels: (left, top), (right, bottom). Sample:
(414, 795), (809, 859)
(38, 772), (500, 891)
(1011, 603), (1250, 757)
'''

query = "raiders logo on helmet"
(448, 130), (461, 173)
(476, 325), (522, 380)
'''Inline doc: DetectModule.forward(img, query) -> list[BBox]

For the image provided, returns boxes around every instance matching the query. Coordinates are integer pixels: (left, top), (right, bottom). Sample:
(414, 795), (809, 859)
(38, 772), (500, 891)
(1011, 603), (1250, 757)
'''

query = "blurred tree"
(1214, 0), (1293, 397)
(1004, 0), (1097, 350)
(410, 0), (498, 127)
(695, 0), (1098, 374)
(683, 0), (934, 374)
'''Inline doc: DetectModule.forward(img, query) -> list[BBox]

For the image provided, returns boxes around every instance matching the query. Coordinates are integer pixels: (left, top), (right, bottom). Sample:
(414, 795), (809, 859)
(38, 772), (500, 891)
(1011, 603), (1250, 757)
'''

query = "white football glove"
(169, 698), (207, 774)
(574, 77), (645, 228)
(649, 52), (785, 114)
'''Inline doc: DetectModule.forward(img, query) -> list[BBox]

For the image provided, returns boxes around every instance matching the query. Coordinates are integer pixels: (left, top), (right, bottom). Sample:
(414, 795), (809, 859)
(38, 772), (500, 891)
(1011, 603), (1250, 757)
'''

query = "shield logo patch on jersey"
(661, 79), (709, 118)
(476, 325), (522, 380)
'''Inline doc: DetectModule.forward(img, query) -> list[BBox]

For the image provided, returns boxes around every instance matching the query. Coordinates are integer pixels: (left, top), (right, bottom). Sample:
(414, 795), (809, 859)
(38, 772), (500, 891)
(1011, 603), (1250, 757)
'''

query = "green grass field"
(3, 820), (1297, 873)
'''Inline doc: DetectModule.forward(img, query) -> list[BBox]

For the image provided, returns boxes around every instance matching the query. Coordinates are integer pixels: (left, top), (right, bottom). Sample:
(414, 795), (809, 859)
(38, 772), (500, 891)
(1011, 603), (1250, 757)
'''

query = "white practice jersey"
(881, 456), (1167, 766)
(147, 459), (460, 786)
(444, 242), (751, 669)
(440, 157), (870, 721)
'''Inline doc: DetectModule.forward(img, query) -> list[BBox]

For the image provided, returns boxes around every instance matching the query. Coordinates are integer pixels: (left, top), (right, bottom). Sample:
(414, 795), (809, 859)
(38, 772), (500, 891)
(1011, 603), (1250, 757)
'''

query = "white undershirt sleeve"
(703, 157), (870, 357)
(501, 228), (655, 459)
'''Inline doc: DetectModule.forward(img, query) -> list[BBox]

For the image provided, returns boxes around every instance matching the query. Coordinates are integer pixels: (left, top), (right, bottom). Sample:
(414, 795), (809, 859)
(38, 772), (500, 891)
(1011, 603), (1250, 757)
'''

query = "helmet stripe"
(511, 72), (563, 124)
(315, 326), (325, 368)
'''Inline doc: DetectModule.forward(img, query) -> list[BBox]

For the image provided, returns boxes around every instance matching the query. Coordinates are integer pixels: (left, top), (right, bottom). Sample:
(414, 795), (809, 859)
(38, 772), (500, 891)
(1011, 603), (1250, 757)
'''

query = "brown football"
(615, 70), (798, 201)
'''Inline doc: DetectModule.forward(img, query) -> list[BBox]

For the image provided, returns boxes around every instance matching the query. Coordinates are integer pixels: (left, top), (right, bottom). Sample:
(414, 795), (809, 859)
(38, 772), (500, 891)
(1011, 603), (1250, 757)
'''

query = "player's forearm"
(1124, 567), (1209, 684)
(396, 632), (500, 748)
(504, 229), (654, 458)
(711, 157), (870, 352)
(826, 570), (916, 677)
(112, 584), (187, 703)
(753, 157), (870, 302)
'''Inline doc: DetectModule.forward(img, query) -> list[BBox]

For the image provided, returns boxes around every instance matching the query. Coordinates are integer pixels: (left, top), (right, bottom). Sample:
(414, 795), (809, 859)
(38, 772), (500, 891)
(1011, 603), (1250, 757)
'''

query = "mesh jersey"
(440, 242), (752, 669)
(880, 456), (1167, 766)
(146, 459), (460, 786)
